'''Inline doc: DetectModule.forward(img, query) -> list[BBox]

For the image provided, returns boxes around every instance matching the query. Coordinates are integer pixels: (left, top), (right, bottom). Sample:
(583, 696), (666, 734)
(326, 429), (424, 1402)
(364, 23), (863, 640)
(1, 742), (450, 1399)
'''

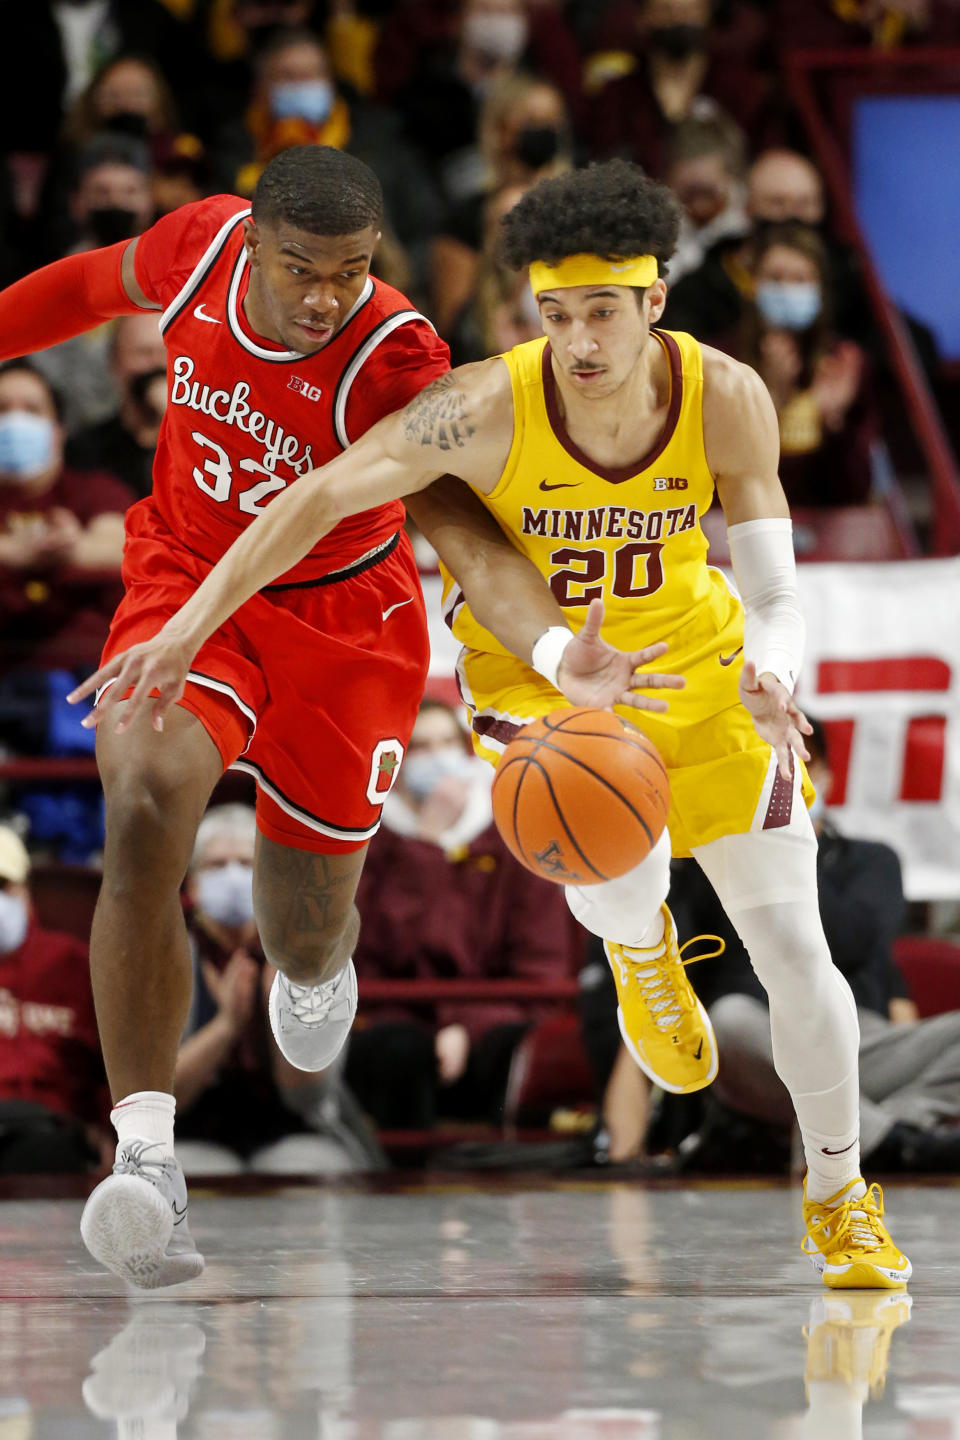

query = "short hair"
(252, 146), (383, 236)
(76, 132), (152, 179)
(498, 159), (682, 278)
(667, 109), (747, 179)
(191, 803), (258, 871)
(0, 359), (66, 422)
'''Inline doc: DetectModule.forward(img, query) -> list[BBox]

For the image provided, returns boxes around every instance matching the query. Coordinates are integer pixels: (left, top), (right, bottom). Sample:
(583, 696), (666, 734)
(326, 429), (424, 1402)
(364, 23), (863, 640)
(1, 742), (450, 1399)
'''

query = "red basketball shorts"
(100, 503), (430, 853)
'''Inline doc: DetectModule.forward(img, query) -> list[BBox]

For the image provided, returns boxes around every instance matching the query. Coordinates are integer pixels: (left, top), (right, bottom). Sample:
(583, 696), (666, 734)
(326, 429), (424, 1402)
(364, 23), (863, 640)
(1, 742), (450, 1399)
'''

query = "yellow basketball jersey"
(442, 329), (739, 661)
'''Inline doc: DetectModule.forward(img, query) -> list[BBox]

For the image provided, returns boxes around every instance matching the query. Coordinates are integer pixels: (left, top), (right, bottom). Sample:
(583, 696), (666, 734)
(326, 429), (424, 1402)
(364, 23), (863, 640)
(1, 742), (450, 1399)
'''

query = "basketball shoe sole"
(81, 1140), (204, 1289)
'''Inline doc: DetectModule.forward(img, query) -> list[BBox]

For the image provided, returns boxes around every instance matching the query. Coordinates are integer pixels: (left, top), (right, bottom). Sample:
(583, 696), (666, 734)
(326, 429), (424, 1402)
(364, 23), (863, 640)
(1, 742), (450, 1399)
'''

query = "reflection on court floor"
(0, 1177), (955, 1438)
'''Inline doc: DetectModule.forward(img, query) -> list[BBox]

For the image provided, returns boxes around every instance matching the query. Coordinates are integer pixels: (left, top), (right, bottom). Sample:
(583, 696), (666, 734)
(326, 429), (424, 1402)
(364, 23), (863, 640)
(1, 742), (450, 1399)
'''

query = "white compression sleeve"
(727, 517), (805, 693)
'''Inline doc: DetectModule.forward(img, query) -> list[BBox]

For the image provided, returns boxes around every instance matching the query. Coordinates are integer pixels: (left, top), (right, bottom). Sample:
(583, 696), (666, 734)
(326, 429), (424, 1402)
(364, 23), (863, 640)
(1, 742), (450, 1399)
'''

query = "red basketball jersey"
(133, 195), (450, 583)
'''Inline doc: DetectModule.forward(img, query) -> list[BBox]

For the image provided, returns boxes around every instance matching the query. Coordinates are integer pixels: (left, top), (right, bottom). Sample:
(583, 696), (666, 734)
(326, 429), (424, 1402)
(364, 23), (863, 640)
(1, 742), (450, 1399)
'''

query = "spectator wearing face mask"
(57, 53), (211, 223)
(177, 803), (381, 1175)
(0, 825), (109, 1175)
(67, 313), (168, 500)
(431, 72), (572, 338)
(0, 361), (133, 681)
(372, 0), (581, 204)
(584, 0), (777, 179)
(739, 223), (876, 508)
(210, 28), (441, 288)
(667, 146), (941, 380)
(349, 699), (583, 1130)
(666, 147), (830, 347)
(663, 109), (748, 285)
(33, 136), (157, 434)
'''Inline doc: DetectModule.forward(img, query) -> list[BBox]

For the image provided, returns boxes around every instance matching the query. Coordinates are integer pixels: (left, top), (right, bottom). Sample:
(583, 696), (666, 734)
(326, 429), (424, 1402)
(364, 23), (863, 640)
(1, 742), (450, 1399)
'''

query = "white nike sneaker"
(80, 1139), (205, 1289)
(268, 959), (358, 1072)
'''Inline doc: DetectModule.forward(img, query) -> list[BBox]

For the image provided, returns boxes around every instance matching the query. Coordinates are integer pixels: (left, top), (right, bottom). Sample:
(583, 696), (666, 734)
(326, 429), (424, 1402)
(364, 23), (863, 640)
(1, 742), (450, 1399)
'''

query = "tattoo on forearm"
(402, 374), (475, 452)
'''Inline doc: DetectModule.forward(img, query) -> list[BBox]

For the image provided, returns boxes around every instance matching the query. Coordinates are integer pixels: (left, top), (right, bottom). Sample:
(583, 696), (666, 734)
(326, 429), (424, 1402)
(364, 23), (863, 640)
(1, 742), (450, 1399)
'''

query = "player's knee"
(101, 760), (204, 878)
(258, 903), (360, 986)
(564, 830), (671, 944)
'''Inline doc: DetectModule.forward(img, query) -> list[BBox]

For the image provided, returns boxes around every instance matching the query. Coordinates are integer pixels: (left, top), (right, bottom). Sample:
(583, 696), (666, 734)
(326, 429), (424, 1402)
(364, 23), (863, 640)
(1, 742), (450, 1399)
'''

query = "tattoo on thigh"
(402, 374), (475, 452)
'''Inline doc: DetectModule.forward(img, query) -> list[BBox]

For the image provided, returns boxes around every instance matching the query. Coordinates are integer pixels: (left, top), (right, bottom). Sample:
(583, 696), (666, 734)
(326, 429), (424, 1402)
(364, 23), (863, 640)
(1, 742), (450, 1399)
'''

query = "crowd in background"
(2, 0), (959, 1177)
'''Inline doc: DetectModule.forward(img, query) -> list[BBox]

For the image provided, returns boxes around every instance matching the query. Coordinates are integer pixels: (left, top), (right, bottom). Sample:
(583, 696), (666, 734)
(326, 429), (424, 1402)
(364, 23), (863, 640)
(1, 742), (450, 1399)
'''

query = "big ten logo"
(652, 476), (687, 491)
(814, 656), (951, 805)
(287, 375), (322, 402)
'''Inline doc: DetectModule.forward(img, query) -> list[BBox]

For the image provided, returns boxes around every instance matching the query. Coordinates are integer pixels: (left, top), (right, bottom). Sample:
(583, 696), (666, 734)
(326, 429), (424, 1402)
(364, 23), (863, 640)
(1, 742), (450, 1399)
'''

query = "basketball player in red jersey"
(0, 147), (675, 1287)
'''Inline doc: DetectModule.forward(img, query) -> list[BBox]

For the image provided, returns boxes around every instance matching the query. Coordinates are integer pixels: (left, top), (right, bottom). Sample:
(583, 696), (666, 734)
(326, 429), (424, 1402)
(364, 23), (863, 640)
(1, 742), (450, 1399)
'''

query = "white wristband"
(531, 627), (575, 690)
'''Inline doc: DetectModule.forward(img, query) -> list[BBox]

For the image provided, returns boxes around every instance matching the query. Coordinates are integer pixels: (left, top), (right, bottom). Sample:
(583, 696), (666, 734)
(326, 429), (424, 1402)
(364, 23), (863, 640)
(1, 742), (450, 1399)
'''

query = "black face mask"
(514, 126), (562, 170)
(649, 24), (708, 60)
(128, 368), (166, 427)
(87, 206), (141, 246)
(103, 110), (151, 140)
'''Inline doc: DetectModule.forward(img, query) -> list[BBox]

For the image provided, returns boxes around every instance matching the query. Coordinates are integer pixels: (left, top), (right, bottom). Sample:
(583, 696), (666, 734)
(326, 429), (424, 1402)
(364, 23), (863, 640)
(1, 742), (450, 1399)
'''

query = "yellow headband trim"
(529, 253), (659, 297)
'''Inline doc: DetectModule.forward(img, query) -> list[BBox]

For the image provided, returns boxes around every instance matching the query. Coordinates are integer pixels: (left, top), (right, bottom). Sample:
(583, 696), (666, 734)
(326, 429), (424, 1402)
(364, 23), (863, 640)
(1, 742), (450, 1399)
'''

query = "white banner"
(796, 558), (960, 900)
(423, 560), (960, 900)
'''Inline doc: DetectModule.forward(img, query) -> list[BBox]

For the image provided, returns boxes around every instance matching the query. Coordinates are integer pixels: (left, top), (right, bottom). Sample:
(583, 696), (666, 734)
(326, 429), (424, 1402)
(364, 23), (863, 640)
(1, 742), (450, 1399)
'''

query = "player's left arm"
(703, 348), (812, 779)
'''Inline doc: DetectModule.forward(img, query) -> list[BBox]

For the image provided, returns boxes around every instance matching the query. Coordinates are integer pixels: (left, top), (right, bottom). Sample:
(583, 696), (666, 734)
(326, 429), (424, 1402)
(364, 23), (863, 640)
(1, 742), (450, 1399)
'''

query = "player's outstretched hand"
(67, 626), (195, 734)
(556, 598), (685, 712)
(738, 660), (812, 781)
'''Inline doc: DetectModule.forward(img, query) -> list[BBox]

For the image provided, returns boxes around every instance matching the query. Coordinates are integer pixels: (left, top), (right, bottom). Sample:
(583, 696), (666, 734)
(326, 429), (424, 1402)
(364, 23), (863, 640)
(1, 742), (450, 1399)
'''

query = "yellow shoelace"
(809, 1184), (889, 1254)
(625, 934), (725, 1034)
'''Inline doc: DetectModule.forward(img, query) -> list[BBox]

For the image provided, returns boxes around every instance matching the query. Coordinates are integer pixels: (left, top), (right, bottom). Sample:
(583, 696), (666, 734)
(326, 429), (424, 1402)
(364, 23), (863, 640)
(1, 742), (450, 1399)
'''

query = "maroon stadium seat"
(893, 935), (960, 1018)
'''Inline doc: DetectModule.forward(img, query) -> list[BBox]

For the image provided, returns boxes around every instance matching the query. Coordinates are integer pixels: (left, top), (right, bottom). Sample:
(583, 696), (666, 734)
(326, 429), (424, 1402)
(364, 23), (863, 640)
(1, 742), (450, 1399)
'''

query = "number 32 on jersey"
(191, 428), (287, 514)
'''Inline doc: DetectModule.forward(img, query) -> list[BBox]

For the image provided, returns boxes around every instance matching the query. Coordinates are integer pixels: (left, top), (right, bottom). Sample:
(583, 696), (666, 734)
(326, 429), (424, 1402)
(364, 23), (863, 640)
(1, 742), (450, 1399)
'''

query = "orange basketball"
(491, 708), (670, 885)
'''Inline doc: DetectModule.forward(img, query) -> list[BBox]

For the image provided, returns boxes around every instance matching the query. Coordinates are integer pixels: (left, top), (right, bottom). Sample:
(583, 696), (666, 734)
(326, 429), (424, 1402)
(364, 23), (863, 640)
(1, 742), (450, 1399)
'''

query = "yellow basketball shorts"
(456, 640), (814, 860)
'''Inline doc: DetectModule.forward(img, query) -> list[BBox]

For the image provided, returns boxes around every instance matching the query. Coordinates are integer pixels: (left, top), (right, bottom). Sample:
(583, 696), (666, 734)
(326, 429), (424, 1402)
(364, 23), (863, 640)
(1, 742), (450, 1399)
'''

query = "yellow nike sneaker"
(801, 1177), (912, 1289)
(804, 1290), (913, 1405)
(604, 904), (722, 1094)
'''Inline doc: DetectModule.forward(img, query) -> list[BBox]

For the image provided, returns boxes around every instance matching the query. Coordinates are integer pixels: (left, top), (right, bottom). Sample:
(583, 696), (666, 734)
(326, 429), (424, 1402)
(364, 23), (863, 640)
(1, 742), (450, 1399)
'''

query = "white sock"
(798, 1105), (864, 1203)
(111, 1091), (176, 1157)
(629, 908), (666, 951)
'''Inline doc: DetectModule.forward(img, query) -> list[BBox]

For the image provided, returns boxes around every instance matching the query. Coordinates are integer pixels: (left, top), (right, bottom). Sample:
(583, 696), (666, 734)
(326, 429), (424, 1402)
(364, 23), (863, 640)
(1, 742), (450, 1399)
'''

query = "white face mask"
(462, 11), (528, 63)
(0, 891), (29, 954)
(195, 861), (255, 929)
(401, 745), (476, 801)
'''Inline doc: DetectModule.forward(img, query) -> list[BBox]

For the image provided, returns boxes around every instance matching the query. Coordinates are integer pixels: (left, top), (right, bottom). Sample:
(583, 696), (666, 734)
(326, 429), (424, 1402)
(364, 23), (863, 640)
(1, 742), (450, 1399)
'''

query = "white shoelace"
(113, 1139), (176, 1181)
(280, 970), (348, 1027)
(631, 961), (686, 1033)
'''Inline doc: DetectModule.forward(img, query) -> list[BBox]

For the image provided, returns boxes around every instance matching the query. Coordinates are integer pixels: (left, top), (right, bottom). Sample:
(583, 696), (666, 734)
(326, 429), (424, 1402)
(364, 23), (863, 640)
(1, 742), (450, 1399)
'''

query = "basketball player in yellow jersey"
(74, 160), (910, 1289)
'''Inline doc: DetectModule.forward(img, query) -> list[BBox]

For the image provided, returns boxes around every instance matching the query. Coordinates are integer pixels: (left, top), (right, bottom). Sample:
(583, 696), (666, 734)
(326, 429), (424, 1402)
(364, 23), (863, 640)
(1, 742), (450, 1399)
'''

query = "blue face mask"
(0, 411), (56, 480)
(401, 746), (476, 802)
(270, 80), (335, 125)
(754, 280), (822, 331)
(0, 891), (28, 954)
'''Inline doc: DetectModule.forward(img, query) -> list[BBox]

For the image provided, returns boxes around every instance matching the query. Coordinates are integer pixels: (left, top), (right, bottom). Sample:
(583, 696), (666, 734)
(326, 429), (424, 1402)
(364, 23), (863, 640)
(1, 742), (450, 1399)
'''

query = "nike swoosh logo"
(821, 1140), (857, 1156)
(609, 263), (631, 273)
(694, 1039), (703, 1060)
(539, 480), (581, 492)
(194, 303), (221, 324)
(382, 597), (415, 622)
(171, 1200), (188, 1225)
(718, 647), (743, 667)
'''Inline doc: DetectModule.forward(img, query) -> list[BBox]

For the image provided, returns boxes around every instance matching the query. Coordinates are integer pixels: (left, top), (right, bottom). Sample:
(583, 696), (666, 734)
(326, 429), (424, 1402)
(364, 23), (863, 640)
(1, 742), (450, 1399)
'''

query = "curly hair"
(252, 146), (383, 236)
(497, 160), (682, 277)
